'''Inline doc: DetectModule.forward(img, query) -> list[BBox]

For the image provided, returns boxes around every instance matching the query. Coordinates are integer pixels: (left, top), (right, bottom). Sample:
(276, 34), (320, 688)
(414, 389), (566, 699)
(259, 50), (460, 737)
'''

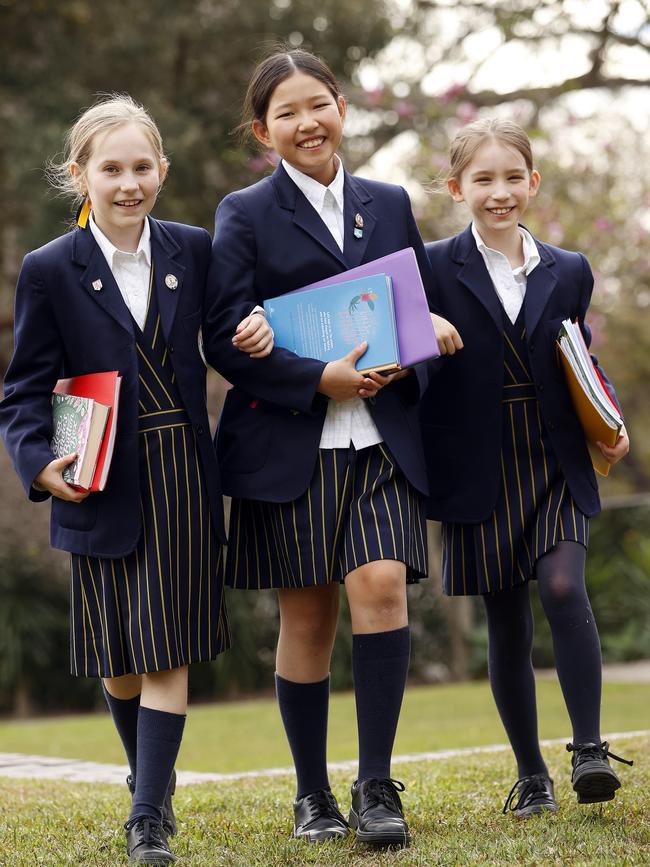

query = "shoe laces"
(303, 789), (343, 822)
(502, 774), (550, 814)
(566, 741), (634, 768)
(124, 816), (168, 849)
(361, 778), (406, 813)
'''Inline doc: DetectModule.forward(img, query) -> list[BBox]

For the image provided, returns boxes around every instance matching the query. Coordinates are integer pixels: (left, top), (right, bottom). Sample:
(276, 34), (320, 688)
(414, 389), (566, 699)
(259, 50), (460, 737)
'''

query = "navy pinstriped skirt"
(70, 413), (230, 677)
(441, 318), (588, 597)
(226, 442), (427, 589)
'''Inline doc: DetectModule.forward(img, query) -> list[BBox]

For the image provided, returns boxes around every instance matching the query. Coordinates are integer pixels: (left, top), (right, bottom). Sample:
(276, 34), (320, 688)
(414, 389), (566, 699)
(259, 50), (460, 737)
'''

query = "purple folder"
(299, 247), (439, 367)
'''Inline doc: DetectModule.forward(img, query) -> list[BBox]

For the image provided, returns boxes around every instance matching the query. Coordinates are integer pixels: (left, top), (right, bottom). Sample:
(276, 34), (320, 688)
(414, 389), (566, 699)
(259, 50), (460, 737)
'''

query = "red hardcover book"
(53, 371), (122, 491)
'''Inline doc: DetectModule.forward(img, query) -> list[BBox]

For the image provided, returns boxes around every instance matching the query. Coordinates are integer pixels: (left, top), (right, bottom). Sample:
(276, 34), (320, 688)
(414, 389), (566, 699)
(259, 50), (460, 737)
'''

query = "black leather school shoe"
(126, 770), (178, 837)
(567, 741), (633, 804)
(349, 778), (411, 847)
(124, 816), (176, 865)
(502, 774), (558, 819)
(292, 788), (350, 842)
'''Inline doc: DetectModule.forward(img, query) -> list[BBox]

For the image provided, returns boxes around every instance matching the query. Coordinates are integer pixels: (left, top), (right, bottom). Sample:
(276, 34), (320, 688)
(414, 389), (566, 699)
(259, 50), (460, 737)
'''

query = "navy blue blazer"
(204, 162), (432, 502)
(0, 219), (226, 557)
(420, 224), (619, 523)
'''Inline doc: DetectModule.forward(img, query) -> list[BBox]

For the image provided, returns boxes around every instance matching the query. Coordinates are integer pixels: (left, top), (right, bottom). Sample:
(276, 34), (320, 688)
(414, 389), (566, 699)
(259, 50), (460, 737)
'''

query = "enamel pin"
(92, 279), (103, 291)
(165, 274), (178, 290)
(353, 213), (364, 239)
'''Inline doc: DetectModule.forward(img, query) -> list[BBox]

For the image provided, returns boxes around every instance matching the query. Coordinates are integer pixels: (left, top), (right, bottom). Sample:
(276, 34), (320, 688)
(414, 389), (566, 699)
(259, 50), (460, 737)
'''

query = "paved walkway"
(0, 730), (647, 787)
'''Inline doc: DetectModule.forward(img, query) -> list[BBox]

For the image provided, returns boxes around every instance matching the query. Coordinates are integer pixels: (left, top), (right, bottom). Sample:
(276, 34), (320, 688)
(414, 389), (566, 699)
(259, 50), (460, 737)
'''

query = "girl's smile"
(252, 71), (346, 186)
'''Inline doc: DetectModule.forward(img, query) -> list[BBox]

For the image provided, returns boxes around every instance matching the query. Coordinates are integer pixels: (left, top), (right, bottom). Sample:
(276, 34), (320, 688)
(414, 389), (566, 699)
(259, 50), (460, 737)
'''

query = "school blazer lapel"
(272, 162), (347, 268)
(523, 241), (558, 339)
(149, 219), (185, 342)
(342, 174), (376, 269)
(72, 226), (134, 336)
(452, 226), (503, 333)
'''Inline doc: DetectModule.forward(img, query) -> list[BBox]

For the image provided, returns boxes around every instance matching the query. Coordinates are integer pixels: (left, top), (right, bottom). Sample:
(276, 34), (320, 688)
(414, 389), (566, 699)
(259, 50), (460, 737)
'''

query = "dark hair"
(238, 48), (342, 142)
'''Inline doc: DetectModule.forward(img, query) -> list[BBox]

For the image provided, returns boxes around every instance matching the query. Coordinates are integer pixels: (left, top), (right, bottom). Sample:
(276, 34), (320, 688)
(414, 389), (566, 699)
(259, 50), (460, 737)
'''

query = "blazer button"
(538, 382), (544, 392)
(196, 424), (204, 436)
(529, 342), (535, 352)
(548, 420), (555, 431)
(168, 344), (174, 353)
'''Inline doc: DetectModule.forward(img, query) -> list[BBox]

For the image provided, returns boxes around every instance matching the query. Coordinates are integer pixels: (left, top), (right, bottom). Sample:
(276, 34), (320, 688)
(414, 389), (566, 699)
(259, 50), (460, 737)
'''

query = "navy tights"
(483, 541), (602, 777)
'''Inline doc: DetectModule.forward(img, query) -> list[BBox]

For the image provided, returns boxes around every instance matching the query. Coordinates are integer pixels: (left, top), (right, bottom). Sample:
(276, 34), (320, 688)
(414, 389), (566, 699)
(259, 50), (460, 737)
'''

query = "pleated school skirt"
(226, 442), (428, 590)
(70, 413), (230, 678)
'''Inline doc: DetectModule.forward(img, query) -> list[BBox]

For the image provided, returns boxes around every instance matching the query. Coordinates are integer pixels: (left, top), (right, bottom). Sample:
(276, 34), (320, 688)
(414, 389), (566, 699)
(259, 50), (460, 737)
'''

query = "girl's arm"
(576, 253), (629, 467)
(0, 255), (71, 500)
(203, 193), (375, 411)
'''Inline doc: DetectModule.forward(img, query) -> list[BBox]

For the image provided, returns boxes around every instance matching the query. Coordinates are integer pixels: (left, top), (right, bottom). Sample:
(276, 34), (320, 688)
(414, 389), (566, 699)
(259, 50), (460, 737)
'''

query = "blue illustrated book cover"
(264, 274), (400, 373)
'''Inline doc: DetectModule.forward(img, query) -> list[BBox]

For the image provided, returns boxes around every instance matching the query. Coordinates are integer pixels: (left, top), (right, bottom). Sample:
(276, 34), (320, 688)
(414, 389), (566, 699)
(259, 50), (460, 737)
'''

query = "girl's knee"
(346, 561), (407, 626)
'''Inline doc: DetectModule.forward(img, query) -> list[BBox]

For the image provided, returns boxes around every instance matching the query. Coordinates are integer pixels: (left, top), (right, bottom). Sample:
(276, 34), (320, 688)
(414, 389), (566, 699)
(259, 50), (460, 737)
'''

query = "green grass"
(1, 735), (648, 865)
(0, 680), (648, 772)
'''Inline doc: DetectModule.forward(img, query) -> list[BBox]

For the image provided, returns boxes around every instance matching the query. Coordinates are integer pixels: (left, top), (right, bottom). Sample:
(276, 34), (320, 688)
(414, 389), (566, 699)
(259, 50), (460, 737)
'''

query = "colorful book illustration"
(557, 319), (623, 477)
(300, 247), (439, 367)
(52, 371), (122, 491)
(264, 274), (400, 374)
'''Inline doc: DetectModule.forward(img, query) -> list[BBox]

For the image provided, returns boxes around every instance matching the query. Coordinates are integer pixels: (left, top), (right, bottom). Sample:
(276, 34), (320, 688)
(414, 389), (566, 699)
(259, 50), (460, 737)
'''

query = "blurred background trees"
(1, 0), (649, 714)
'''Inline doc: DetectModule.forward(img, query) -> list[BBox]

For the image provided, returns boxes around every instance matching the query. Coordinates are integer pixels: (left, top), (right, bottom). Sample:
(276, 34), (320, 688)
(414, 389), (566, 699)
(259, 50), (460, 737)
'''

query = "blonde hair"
(48, 94), (168, 207)
(448, 118), (534, 181)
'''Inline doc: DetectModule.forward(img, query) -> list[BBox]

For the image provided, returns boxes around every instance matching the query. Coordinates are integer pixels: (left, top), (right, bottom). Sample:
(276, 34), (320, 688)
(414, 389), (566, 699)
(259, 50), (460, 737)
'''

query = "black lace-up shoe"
(126, 771), (178, 837)
(125, 816), (176, 865)
(349, 778), (411, 847)
(567, 741), (633, 804)
(502, 774), (558, 819)
(292, 788), (349, 842)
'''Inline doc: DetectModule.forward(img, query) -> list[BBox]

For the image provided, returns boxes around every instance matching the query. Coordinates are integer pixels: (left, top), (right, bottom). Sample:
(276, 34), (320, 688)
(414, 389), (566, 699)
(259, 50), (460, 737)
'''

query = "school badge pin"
(165, 274), (178, 290)
(92, 279), (103, 292)
(353, 213), (364, 239)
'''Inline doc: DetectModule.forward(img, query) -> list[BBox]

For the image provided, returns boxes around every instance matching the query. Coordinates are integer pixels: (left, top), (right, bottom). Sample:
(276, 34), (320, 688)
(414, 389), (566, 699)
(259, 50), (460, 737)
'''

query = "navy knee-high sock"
(483, 585), (548, 778)
(103, 685), (140, 779)
(537, 541), (602, 745)
(275, 674), (330, 799)
(353, 626), (410, 782)
(130, 707), (185, 822)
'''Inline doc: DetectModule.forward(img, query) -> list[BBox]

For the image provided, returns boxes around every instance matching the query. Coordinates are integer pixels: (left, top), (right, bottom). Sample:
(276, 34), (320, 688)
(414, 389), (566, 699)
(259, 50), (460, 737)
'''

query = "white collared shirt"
(282, 158), (383, 450)
(89, 215), (152, 330)
(472, 223), (541, 324)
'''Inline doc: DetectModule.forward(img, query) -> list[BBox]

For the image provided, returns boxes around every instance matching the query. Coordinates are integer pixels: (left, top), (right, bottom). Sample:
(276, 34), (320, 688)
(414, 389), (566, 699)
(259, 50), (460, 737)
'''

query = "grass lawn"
(0, 679), (648, 773)
(1, 734), (647, 865)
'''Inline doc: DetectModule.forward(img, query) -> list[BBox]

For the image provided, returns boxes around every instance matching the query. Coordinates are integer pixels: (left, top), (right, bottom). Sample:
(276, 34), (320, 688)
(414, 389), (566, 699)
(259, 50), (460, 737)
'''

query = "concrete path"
(0, 730), (647, 787)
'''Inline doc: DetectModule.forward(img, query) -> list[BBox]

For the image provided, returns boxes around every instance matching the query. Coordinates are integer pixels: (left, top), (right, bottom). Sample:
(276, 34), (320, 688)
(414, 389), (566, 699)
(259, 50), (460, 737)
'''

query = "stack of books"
(557, 319), (623, 476)
(263, 248), (439, 374)
(51, 371), (122, 491)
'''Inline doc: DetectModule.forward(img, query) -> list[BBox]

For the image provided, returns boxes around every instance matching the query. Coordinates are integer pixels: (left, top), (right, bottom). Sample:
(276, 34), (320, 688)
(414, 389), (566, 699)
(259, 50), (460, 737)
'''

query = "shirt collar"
(471, 222), (540, 276)
(282, 156), (345, 213)
(89, 213), (152, 268)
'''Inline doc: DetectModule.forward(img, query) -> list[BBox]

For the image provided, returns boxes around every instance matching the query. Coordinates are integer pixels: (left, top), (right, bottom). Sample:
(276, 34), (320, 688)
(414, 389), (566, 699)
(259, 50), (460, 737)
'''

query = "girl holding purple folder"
(203, 48), (461, 846)
(420, 118), (631, 819)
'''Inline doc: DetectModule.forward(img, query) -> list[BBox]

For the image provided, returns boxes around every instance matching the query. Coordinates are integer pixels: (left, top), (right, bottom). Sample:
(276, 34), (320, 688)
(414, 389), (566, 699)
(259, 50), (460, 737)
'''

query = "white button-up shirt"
(89, 215), (152, 330)
(472, 223), (541, 324)
(282, 158), (383, 450)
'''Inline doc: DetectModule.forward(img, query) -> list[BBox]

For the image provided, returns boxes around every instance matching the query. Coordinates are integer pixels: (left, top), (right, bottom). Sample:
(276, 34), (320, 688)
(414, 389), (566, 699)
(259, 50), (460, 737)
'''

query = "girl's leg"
(482, 583), (548, 777)
(103, 674), (142, 780)
(535, 541), (601, 744)
(276, 584), (339, 798)
(345, 559), (409, 783)
(129, 665), (188, 823)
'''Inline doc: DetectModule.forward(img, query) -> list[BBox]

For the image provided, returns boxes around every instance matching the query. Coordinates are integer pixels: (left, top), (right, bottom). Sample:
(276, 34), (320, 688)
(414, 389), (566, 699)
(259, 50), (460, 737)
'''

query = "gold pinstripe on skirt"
(226, 443), (428, 589)
(441, 320), (589, 597)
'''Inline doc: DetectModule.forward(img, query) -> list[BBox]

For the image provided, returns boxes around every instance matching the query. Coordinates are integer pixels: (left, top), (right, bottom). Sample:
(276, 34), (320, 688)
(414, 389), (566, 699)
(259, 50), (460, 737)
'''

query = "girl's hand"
(318, 343), (381, 401)
(431, 313), (464, 355)
(232, 313), (274, 358)
(34, 454), (90, 502)
(359, 367), (411, 397)
(597, 426), (630, 467)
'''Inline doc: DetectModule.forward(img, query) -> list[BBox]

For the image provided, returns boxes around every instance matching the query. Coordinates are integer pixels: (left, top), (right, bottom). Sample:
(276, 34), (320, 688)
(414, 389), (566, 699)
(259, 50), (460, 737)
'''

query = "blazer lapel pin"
(165, 274), (178, 290)
(353, 213), (364, 239)
(92, 279), (103, 292)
